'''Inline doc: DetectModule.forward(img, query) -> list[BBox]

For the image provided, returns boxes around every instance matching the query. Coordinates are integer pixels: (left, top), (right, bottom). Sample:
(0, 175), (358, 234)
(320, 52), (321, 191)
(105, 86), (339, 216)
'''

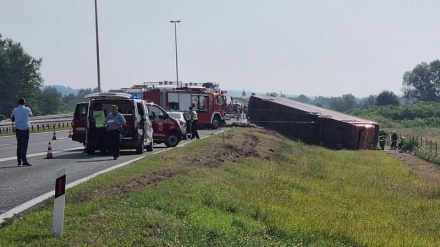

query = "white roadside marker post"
(53, 167), (66, 238)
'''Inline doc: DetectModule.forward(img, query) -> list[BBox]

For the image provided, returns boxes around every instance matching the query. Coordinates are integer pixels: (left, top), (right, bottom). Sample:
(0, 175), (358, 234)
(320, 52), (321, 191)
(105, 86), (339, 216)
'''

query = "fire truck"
(126, 82), (231, 129)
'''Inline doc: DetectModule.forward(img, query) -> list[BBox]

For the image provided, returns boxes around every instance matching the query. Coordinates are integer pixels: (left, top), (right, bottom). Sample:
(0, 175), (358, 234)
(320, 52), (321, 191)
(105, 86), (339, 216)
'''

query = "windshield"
(169, 112), (182, 119)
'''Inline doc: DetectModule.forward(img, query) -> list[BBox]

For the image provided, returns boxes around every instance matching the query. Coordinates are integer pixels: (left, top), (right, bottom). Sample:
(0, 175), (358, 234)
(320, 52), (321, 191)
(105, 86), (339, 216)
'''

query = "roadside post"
(53, 167), (66, 238)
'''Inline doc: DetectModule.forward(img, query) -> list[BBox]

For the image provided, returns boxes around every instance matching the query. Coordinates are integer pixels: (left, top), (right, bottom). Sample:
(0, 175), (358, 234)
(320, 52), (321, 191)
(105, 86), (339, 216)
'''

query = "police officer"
(189, 106), (200, 139)
(11, 98), (33, 166)
(105, 105), (126, 160)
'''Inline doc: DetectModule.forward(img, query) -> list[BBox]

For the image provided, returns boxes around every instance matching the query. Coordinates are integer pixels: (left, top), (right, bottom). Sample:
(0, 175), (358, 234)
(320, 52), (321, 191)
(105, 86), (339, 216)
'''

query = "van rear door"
(72, 102), (89, 143)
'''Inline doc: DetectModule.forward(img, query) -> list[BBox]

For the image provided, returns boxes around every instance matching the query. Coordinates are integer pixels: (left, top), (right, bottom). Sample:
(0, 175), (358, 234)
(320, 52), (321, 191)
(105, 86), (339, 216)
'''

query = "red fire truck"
(127, 82), (231, 129)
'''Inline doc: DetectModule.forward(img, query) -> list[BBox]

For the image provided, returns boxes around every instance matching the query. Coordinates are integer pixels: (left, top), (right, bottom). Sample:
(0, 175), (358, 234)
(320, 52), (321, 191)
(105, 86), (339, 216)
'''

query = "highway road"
(0, 128), (227, 218)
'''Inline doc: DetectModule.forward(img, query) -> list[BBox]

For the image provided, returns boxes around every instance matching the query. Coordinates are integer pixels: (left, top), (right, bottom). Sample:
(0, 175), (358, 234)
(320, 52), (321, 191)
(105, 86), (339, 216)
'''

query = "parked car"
(147, 103), (182, 147)
(84, 92), (154, 154)
(167, 111), (191, 140)
(71, 102), (88, 144)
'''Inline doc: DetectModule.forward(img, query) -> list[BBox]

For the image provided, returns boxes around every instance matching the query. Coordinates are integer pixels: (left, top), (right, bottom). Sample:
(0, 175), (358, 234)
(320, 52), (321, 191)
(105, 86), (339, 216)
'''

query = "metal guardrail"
(0, 114), (72, 128)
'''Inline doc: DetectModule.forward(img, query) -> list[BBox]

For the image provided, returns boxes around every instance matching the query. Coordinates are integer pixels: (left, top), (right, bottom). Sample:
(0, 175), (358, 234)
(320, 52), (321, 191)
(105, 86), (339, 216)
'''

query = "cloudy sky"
(1, 0), (439, 97)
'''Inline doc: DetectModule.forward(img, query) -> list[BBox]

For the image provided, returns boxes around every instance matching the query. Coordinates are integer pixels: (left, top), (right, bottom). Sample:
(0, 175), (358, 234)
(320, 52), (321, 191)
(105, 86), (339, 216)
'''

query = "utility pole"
(170, 20), (181, 87)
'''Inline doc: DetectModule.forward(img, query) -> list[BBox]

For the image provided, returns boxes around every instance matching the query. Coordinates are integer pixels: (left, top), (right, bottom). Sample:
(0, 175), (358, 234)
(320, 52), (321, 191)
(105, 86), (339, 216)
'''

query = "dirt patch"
(90, 128), (285, 197)
(386, 149), (440, 183)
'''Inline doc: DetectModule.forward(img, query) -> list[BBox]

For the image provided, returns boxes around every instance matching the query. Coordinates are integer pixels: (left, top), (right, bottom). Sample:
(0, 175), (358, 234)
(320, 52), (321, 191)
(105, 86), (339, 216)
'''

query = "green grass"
(1, 128), (440, 246)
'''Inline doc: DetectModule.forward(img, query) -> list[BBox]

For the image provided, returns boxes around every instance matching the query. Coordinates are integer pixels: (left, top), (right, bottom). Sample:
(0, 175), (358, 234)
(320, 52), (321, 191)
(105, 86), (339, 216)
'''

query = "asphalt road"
(0, 128), (227, 216)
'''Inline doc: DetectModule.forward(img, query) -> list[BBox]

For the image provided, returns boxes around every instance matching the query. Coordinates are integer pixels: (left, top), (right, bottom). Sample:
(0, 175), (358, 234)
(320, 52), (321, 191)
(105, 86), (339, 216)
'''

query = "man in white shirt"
(11, 98), (33, 167)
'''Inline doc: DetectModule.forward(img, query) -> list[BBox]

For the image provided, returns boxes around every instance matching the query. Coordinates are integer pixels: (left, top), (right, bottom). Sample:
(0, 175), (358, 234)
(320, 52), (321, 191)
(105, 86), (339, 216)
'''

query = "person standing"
(378, 130), (388, 150)
(92, 103), (107, 153)
(105, 105), (126, 160)
(11, 98), (33, 166)
(390, 132), (398, 150)
(189, 106), (200, 139)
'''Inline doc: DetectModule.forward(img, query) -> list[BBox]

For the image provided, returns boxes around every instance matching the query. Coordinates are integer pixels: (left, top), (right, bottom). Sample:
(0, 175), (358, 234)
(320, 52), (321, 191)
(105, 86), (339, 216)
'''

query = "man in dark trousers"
(105, 105), (126, 160)
(189, 106), (200, 139)
(378, 130), (388, 150)
(390, 132), (398, 150)
(11, 98), (33, 166)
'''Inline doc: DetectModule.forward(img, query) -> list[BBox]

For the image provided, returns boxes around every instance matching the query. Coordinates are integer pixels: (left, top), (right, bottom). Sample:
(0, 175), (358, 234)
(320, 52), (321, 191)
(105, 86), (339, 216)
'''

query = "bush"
(402, 137), (418, 152)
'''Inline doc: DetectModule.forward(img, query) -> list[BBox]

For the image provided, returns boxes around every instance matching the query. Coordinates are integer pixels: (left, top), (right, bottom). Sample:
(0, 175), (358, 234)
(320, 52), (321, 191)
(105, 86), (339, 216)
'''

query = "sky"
(1, 0), (440, 98)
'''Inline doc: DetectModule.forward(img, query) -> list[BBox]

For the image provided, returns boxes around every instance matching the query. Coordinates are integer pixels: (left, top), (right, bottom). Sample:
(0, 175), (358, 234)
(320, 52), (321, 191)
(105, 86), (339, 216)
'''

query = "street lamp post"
(170, 20), (180, 87)
(94, 0), (101, 92)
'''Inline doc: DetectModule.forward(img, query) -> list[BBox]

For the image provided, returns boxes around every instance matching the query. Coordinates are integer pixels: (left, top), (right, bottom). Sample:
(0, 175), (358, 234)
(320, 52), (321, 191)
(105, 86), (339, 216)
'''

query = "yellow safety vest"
(191, 110), (198, 121)
(94, 110), (106, 128)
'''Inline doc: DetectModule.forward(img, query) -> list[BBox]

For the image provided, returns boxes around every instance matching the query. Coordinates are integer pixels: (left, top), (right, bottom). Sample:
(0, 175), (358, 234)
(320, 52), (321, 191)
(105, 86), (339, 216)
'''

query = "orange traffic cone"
(45, 142), (54, 159)
(52, 130), (57, 140)
(68, 128), (73, 138)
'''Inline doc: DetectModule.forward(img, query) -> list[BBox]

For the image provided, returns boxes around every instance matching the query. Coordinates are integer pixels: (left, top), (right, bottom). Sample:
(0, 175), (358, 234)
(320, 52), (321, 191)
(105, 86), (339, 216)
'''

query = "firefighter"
(378, 130), (388, 150)
(189, 106), (200, 139)
(390, 132), (398, 150)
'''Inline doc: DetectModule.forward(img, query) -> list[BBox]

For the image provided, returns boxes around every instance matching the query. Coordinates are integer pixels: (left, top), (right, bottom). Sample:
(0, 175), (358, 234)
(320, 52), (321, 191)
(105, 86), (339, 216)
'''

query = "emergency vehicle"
(127, 82), (231, 129)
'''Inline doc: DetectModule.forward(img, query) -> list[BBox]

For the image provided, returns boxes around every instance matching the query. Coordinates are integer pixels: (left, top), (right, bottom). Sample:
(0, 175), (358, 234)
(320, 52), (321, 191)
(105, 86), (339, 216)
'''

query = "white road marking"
(0, 148), (169, 224)
(0, 147), (82, 163)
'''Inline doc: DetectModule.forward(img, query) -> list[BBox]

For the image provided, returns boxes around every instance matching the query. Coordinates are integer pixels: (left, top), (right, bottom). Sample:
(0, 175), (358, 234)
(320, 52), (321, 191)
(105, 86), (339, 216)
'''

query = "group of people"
(378, 130), (405, 151)
(10, 98), (202, 166)
(10, 98), (127, 166)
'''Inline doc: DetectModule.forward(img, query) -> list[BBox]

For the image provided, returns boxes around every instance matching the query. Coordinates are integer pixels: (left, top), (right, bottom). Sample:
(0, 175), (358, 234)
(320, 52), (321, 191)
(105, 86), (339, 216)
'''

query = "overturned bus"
(248, 95), (379, 150)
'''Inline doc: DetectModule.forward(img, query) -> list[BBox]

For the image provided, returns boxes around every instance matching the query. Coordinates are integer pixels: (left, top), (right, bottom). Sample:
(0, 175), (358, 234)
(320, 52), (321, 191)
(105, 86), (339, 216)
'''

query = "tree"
(77, 88), (99, 101)
(328, 94), (357, 112)
(402, 60), (440, 102)
(376, 90), (399, 106)
(359, 95), (377, 107)
(36, 87), (62, 115)
(0, 34), (43, 116)
(291, 94), (310, 103)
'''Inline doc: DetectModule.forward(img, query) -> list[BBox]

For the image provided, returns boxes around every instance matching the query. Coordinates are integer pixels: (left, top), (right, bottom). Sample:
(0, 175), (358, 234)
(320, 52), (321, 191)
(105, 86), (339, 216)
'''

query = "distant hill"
(40, 85), (79, 96)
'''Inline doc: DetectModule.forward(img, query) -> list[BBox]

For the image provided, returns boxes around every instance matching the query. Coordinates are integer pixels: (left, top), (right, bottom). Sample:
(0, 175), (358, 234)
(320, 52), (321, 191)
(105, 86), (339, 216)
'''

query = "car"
(167, 111), (191, 140)
(71, 102), (88, 144)
(84, 92), (154, 154)
(147, 103), (183, 147)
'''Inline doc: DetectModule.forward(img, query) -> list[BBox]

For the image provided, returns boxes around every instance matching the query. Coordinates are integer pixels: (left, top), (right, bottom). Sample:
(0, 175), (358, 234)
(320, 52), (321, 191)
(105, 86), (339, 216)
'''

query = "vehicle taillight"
(126, 119), (134, 130)
(179, 120), (185, 126)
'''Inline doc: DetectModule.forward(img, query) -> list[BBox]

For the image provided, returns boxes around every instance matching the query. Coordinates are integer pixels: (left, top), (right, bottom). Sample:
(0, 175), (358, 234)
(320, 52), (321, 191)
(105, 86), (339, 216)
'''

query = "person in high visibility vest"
(92, 103), (107, 153)
(189, 106), (200, 139)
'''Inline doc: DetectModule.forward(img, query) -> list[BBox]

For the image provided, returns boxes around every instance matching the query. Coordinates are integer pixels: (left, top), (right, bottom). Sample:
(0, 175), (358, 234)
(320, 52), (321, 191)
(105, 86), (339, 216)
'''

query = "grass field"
(1, 128), (440, 246)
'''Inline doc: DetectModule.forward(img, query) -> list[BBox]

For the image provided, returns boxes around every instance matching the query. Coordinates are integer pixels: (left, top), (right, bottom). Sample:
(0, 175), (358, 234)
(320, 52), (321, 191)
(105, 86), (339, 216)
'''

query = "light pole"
(170, 20), (180, 87)
(94, 0), (101, 92)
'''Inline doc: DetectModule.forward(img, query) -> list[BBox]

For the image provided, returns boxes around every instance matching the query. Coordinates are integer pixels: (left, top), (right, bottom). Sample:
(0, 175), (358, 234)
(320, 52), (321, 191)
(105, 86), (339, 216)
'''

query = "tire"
(86, 145), (95, 155)
(136, 136), (145, 154)
(146, 140), (154, 152)
(211, 116), (221, 129)
(165, 132), (180, 147)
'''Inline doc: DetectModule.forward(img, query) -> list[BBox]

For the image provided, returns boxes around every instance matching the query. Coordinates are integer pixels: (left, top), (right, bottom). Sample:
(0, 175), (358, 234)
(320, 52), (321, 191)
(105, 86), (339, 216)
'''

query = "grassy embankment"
(1, 128), (440, 246)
